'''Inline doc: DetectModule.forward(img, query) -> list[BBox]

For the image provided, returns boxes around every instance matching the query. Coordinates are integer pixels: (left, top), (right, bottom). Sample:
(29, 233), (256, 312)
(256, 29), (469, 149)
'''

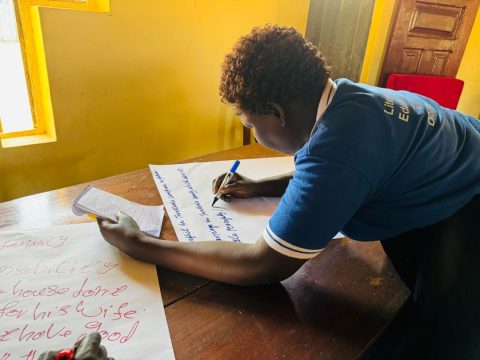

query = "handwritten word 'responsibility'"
(0, 259), (118, 277)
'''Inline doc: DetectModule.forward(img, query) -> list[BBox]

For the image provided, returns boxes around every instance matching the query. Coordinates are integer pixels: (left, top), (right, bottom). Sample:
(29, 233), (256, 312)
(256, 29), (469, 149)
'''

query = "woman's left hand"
(97, 211), (143, 255)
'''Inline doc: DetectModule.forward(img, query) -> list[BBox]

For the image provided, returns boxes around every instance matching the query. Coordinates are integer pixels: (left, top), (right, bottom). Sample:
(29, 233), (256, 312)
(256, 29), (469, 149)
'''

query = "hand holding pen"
(211, 160), (241, 206)
(212, 160), (276, 204)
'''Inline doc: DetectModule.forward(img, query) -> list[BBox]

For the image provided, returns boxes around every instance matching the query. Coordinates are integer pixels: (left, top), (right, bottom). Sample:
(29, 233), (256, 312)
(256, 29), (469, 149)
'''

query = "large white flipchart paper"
(149, 157), (296, 243)
(0, 223), (175, 360)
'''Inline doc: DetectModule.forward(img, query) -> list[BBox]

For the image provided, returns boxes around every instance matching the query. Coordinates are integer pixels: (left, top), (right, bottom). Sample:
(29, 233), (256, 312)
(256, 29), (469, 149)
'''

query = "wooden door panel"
(404, 49), (452, 75)
(430, 50), (451, 74)
(379, 0), (479, 85)
(410, 2), (465, 38)
(401, 48), (423, 73)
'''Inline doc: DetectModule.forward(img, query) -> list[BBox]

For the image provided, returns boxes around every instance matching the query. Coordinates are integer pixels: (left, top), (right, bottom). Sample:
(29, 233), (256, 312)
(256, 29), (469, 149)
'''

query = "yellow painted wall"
(0, 0), (309, 202)
(360, 1), (480, 118)
(457, 9), (480, 118)
(359, 0), (397, 85)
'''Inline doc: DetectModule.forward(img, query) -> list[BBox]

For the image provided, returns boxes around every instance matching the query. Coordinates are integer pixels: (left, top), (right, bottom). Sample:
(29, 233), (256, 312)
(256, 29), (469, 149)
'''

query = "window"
(0, 0), (34, 135)
(0, 0), (109, 147)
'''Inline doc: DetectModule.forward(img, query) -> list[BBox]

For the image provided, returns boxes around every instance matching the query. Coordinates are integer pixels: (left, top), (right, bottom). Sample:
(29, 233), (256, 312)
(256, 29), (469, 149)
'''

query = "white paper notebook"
(72, 186), (164, 237)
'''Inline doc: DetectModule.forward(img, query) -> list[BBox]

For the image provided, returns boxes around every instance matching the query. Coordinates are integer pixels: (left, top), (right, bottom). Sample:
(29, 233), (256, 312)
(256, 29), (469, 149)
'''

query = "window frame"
(0, 0), (109, 147)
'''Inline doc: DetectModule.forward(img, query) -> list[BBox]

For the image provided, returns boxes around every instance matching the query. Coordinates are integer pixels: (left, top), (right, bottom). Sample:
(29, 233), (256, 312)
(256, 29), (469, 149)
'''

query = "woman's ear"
(268, 102), (286, 127)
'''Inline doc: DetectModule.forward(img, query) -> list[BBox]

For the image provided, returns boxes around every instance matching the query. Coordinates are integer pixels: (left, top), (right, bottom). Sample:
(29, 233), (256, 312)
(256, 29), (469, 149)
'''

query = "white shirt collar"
(310, 78), (337, 138)
(316, 78), (337, 121)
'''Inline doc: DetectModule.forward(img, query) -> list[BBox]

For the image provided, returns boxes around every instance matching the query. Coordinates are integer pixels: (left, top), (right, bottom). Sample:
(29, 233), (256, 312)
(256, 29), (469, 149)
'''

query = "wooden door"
(379, 0), (479, 85)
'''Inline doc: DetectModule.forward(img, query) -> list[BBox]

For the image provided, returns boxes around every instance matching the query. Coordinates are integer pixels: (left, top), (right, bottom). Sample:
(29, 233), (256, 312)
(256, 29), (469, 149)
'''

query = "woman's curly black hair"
(220, 25), (330, 115)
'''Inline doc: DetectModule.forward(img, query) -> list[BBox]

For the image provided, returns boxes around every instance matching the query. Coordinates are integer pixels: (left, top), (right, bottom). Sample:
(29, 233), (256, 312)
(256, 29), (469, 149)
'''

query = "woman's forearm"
(123, 235), (286, 286)
(256, 172), (293, 197)
(97, 204), (305, 287)
(120, 233), (304, 285)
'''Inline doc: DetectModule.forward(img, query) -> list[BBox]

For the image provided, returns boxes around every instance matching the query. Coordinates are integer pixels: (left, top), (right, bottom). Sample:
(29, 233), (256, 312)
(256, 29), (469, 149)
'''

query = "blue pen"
(212, 160), (240, 207)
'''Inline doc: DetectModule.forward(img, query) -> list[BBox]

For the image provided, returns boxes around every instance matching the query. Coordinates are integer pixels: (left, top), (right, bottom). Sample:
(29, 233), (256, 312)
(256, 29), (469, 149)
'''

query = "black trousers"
(361, 195), (480, 360)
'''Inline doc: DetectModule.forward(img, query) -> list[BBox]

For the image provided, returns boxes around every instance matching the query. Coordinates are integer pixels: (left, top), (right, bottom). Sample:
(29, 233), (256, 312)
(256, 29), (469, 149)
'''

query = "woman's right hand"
(212, 173), (262, 200)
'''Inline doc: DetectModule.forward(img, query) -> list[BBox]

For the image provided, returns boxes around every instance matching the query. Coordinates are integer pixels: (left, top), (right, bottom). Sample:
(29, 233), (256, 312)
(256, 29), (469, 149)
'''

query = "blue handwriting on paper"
(178, 169), (199, 200)
(227, 233), (241, 243)
(154, 171), (175, 200)
(157, 169), (198, 241)
(169, 199), (182, 220)
(207, 223), (222, 241)
(158, 167), (245, 242)
(177, 219), (196, 242)
(216, 211), (236, 232)
(216, 211), (241, 243)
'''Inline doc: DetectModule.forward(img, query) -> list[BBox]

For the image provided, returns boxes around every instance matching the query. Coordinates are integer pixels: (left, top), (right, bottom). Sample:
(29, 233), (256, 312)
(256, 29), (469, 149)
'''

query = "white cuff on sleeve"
(262, 224), (323, 260)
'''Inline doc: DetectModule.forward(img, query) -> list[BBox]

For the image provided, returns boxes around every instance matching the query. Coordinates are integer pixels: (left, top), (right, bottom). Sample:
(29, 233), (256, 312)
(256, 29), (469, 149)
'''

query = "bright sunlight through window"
(0, 0), (35, 134)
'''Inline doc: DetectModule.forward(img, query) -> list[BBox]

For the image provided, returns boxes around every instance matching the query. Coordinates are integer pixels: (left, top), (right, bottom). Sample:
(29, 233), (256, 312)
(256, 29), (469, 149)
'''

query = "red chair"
(385, 74), (464, 110)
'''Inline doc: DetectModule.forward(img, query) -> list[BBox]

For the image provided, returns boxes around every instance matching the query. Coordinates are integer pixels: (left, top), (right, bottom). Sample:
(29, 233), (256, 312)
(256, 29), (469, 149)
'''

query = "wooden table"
(0, 144), (409, 359)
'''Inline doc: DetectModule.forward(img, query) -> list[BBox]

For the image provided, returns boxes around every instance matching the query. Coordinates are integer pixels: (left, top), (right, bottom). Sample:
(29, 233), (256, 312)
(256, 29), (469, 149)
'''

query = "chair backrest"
(385, 74), (464, 110)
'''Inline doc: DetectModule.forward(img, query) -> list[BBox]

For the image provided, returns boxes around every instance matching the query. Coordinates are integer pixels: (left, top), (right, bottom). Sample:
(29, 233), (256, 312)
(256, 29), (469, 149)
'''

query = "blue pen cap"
(229, 160), (240, 173)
